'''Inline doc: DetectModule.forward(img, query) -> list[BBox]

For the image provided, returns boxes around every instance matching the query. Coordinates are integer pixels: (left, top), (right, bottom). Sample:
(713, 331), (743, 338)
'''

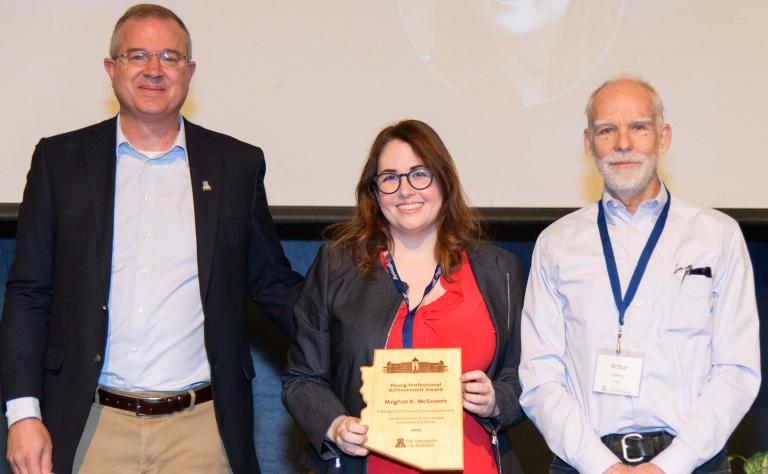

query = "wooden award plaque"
(360, 348), (463, 470)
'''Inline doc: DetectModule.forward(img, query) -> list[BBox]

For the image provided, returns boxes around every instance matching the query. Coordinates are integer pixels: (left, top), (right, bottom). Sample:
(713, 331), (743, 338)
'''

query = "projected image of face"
(398, 0), (624, 106)
(484, 0), (569, 36)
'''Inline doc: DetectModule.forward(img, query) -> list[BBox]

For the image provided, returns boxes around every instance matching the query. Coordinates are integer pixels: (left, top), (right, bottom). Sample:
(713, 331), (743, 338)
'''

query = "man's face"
(584, 80), (671, 199)
(104, 17), (195, 123)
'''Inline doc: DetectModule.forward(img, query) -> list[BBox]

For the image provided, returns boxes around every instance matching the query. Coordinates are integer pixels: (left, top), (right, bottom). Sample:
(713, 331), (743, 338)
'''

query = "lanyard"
(383, 249), (442, 349)
(597, 194), (671, 353)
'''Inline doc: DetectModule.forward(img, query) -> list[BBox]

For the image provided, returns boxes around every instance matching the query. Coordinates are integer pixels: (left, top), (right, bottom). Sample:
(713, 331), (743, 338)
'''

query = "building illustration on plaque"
(384, 358), (448, 374)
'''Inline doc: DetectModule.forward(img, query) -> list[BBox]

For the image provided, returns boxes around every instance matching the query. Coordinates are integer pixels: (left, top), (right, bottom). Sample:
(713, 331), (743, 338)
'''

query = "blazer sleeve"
(281, 244), (348, 458)
(246, 150), (303, 335)
(0, 139), (56, 404)
(489, 251), (526, 431)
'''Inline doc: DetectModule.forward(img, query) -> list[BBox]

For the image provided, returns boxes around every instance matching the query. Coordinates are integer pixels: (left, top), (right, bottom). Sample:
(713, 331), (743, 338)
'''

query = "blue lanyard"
(597, 194), (671, 352)
(383, 249), (442, 349)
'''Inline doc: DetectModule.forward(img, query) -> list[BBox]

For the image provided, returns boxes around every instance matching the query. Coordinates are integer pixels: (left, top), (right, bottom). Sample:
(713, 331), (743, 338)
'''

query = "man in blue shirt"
(520, 77), (760, 473)
(0, 4), (302, 473)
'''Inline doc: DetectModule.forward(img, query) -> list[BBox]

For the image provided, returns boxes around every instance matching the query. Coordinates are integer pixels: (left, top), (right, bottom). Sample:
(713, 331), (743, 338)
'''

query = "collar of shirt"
(115, 114), (188, 163)
(600, 181), (668, 226)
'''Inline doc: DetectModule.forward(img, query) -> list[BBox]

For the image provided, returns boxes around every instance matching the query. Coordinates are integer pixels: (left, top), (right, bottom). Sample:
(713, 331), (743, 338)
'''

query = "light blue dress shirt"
(519, 185), (761, 474)
(6, 116), (210, 425)
(100, 116), (210, 391)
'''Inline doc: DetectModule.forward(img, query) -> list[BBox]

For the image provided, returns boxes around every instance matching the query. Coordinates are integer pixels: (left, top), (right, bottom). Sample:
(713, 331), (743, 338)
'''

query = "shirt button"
(139, 268), (148, 275)
(137, 307), (144, 313)
(635, 300), (643, 308)
(142, 231), (151, 239)
(144, 194), (152, 201)
(101, 305), (107, 312)
(94, 354), (102, 363)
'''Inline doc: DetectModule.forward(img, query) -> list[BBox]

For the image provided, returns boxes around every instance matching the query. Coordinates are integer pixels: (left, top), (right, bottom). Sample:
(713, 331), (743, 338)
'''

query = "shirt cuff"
(651, 438), (699, 474)
(5, 397), (42, 427)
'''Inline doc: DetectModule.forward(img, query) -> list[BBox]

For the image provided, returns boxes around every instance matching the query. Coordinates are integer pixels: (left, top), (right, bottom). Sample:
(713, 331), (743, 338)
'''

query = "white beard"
(595, 151), (658, 199)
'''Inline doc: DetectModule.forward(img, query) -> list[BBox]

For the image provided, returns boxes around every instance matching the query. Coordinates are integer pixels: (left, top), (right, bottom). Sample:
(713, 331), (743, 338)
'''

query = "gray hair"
(585, 76), (664, 133)
(109, 4), (192, 59)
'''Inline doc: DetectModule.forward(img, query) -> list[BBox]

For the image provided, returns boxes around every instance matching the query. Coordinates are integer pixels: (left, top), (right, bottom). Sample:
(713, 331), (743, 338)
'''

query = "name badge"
(593, 349), (644, 397)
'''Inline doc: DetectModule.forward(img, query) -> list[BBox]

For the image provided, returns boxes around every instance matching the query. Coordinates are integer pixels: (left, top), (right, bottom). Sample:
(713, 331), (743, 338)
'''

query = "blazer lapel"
(184, 119), (222, 307)
(82, 118), (118, 302)
(468, 246), (507, 377)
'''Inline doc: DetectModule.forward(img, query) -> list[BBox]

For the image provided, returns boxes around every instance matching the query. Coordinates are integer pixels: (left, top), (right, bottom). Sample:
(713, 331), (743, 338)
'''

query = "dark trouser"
(550, 447), (731, 473)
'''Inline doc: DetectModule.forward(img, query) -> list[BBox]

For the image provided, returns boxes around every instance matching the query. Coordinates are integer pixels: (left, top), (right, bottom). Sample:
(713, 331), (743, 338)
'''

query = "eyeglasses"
(373, 168), (434, 194)
(114, 49), (190, 68)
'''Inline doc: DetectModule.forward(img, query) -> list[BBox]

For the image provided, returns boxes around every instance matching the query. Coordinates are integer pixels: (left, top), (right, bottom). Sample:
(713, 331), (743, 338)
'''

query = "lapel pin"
(202, 180), (212, 192)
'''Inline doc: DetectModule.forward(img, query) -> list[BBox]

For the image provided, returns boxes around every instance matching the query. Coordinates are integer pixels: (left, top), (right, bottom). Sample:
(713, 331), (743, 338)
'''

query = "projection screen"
(1, 0), (767, 208)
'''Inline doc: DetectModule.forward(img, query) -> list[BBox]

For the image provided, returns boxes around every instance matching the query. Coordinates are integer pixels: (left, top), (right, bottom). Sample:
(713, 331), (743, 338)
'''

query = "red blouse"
(367, 253), (498, 474)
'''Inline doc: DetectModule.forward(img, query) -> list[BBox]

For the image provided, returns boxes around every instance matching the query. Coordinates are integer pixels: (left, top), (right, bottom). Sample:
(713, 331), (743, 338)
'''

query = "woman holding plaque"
(282, 119), (525, 473)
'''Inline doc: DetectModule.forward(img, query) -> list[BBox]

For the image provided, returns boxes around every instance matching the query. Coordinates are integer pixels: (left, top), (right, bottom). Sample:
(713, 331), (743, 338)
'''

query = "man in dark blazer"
(0, 4), (302, 474)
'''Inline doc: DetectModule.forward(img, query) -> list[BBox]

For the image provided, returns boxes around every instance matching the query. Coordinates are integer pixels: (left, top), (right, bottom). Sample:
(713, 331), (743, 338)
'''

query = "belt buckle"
(134, 396), (162, 416)
(621, 433), (644, 463)
(134, 393), (191, 416)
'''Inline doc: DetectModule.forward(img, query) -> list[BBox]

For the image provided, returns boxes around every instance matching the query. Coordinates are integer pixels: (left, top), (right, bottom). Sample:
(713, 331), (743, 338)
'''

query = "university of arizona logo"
(395, 438), (406, 448)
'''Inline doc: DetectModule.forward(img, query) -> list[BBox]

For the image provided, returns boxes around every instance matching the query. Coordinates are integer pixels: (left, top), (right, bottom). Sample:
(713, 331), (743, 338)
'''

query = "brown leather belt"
(97, 385), (213, 416)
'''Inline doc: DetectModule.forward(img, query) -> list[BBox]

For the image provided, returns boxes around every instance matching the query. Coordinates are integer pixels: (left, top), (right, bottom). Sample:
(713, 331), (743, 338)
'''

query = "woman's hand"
(460, 370), (499, 418)
(326, 415), (370, 457)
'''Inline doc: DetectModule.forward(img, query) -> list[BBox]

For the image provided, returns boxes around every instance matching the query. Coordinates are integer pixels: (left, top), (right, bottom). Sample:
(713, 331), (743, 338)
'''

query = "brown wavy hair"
(324, 119), (484, 277)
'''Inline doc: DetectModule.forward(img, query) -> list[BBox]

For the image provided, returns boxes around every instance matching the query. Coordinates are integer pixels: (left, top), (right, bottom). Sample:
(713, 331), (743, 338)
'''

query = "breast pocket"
(666, 273), (714, 336)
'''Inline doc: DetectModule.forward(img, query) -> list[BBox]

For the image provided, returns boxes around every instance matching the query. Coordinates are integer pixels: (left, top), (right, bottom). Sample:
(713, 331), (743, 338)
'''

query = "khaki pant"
(73, 393), (231, 474)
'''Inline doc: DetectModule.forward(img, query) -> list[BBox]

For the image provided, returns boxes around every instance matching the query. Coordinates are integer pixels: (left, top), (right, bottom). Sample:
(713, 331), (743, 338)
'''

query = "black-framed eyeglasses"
(114, 49), (190, 68)
(373, 168), (434, 194)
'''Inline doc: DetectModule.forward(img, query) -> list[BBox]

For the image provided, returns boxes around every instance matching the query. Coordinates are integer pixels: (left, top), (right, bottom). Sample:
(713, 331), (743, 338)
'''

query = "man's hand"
(603, 462), (665, 474)
(6, 418), (53, 474)
(460, 370), (498, 418)
(632, 463), (664, 473)
(604, 463), (634, 473)
(326, 415), (369, 457)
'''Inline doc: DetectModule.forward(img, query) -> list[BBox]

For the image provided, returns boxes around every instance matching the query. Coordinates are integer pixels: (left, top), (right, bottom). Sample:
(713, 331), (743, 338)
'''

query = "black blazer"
(0, 117), (303, 474)
(282, 242), (526, 473)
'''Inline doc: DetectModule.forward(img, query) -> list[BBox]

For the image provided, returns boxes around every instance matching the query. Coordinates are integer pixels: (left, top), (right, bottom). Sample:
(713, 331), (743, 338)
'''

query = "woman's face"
(376, 139), (444, 242)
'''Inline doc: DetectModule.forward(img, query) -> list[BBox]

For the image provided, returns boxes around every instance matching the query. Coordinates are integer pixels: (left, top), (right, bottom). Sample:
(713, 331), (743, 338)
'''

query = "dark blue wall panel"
(0, 236), (765, 473)
(0, 239), (14, 474)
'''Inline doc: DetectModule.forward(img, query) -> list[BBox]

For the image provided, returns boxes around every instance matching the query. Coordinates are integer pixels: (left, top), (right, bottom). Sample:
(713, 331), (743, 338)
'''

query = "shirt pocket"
(665, 272), (714, 336)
